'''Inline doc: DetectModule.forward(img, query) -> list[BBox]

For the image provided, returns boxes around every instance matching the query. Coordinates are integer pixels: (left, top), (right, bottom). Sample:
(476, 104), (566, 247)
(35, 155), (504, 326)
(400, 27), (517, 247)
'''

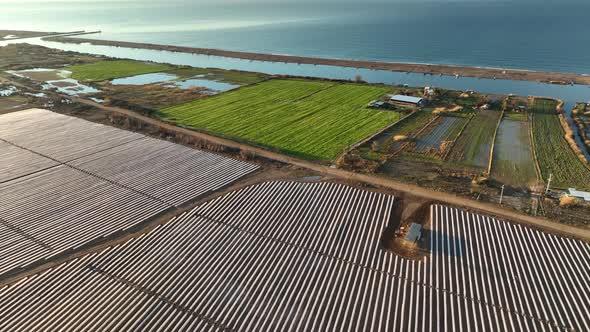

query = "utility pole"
(545, 173), (553, 195)
(499, 185), (505, 205)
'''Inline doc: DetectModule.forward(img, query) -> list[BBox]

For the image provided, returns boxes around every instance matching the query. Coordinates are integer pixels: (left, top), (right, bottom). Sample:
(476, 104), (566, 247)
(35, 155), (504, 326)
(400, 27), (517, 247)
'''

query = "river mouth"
(2, 35), (589, 160)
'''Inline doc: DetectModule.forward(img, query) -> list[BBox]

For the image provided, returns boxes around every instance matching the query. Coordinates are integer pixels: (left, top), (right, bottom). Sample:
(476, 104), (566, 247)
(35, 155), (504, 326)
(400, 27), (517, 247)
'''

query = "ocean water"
(3, 1), (590, 74)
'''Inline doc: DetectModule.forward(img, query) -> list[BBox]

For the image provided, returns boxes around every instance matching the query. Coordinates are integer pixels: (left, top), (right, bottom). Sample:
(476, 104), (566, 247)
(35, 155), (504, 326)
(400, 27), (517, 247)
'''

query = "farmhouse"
(389, 94), (425, 108)
(567, 188), (590, 202)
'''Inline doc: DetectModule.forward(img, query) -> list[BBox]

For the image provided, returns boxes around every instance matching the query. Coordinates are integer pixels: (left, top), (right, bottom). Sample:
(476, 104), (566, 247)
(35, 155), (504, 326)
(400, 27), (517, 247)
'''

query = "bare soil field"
(491, 119), (538, 187)
(0, 44), (100, 71)
(47, 36), (590, 85)
(94, 84), (208, 112)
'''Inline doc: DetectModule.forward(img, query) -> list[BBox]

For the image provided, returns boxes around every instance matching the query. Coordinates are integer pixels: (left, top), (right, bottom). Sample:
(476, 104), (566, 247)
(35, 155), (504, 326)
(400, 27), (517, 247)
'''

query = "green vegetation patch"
(167, 67), (265, 85)
(67, 60), (174, 82)
(503, 112), (527, 122)
(448, 110), (502, 168)
(531, 113), (590, 189)
(160, 79), (399, 160)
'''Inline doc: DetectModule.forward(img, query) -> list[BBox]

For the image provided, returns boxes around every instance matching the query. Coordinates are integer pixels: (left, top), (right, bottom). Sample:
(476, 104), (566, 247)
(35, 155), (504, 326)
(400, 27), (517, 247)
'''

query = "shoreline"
(45, 36), (590, 86)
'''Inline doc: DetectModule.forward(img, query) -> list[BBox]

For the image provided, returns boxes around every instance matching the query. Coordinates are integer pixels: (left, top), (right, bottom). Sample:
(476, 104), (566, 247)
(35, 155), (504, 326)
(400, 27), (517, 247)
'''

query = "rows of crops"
(448, 110), (502, 168)
(530, 108), (590, 189)
(0, 109), (257, 275)
(0, 109), (145, 162)
(414, 115), (467, 152)
(0, 141), (58, 182)
(161, 79), (400, 160)
(0, 166), (169, 275)
(430, 204), (590, 331)
(1, 181), (587, 330)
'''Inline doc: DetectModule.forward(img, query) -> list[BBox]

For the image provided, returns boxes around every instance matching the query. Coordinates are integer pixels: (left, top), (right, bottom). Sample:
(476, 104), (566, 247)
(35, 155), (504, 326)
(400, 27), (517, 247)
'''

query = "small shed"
(568, 188), (590, 202)
(368, 100), (386, 109)
(404, 223), (422, 244)
(389, 95), (425, 107)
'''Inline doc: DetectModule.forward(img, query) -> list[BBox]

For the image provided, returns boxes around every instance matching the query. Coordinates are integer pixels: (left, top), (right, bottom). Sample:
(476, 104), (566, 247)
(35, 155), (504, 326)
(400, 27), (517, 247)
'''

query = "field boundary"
(486, 107), (505, 175)
(72, 98), (590, 241)
(528, 112), (543, 182)
(442, 113), (474, 161)
(338, 109), (417, 161)
(392, 114), (441, 157)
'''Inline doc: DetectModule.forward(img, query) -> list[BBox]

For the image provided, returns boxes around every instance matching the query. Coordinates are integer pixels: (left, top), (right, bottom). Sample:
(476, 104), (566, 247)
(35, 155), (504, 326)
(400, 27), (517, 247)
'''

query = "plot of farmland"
(413, 115), (467, 154)
(160, 79), (400, 160)
(448, 110), (502, 168)
(491, 119), (537, 187)
(0, 109), (257, 276)
(529, 98), (590, 189)
(67, 60), (174, 82)
(0, 182), (588, 331)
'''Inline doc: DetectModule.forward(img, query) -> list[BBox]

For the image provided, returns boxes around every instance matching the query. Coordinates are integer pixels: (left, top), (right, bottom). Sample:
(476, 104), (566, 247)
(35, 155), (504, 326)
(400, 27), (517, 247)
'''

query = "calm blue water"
(171, 79), (238, 92)
(3, 1), (590, 74)
(111, 73), (178, 85)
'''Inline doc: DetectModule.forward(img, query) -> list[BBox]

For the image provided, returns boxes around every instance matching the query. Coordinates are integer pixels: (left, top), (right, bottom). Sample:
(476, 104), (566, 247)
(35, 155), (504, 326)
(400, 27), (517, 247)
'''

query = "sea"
(3, 0), (590, 75)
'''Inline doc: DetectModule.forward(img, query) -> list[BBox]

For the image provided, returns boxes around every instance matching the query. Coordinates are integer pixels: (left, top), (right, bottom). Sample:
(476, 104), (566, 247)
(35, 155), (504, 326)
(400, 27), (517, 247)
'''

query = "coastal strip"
(45, 36), (590, 85)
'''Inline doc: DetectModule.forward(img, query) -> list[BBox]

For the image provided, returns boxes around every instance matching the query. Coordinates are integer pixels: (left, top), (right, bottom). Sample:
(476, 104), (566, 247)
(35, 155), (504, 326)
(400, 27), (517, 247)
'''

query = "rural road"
(74, 98), (590, 241)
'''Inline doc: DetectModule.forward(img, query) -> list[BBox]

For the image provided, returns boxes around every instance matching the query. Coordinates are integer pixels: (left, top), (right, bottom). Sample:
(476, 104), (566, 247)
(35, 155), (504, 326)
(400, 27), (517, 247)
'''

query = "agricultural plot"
(374, 109), (436, 146)
(0, 182), (587, 331)
(67, 60), (173, 82)
(160, 79), (400, 160)
(448, 110), (502, 168)
(412, 115), (468, 157)
(491, 119), (538, 187)
(530, 103), (590, 189)
(0, 141), (58, 182)
(0, 109), (257, 275)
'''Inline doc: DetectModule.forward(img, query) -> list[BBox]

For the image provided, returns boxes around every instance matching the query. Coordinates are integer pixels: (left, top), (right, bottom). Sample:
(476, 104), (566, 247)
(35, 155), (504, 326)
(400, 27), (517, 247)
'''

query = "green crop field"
(448, 110), (502, 168)
(531, 112), (590, 189)
(67, 60), (173, 82)
(160, 79), (399, 160)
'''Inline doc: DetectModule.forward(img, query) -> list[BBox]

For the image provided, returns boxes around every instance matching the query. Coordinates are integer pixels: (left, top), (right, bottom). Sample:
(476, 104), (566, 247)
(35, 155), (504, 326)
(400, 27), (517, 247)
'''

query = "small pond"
(110, 73), (178, 85)
(170, 78), (238, 92)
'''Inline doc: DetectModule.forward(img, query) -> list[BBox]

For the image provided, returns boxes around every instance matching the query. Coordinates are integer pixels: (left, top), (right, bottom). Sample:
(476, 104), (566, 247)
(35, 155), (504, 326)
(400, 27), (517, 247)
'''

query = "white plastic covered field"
(0, 181), (587, 331)
(0, 109), (258, 276)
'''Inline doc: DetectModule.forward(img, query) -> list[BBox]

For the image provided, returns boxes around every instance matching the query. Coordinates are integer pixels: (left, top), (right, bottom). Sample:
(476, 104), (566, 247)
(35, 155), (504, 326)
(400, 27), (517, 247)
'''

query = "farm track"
(0, 109), (258, 276)
(0, 182), (588, 331)
(75, 98), (590, 241)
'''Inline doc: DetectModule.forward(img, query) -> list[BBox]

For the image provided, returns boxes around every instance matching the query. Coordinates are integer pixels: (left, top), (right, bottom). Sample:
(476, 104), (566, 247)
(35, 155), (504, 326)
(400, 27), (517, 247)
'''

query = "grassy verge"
(160, 79), (399, 161)
(67, 60), (174, 82)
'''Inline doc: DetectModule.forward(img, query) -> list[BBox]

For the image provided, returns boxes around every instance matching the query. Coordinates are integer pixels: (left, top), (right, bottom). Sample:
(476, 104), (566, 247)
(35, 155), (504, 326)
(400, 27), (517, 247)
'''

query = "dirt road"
(74, 98), (590, 241)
